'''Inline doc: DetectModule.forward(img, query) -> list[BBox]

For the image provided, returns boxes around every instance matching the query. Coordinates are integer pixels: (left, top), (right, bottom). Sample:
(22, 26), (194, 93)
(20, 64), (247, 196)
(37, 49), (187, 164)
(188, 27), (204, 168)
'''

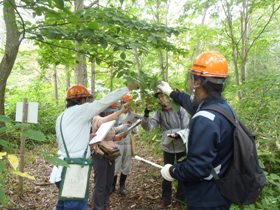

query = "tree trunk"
(18, 98), (28, 195)
(65, 66), (71, 89)
(223, 0), (279, 89)
(253, 45), (256, 75)
(0, 0), (21, 116)
(187, 2), (209, 89)
(133, 48), (142, 99)
(53, 65), (58, 105)
(90, 58), (96, 99)
(110, 68), (113, 91)
(74, 0), (87, 86)
(158, 51), (165, 80)
(223, 1), (241, 98)
(155, 0), (169, 82)
(165, 51), (168, 82)
(195, 3), (208, 56)
(240, 0), (250, 82)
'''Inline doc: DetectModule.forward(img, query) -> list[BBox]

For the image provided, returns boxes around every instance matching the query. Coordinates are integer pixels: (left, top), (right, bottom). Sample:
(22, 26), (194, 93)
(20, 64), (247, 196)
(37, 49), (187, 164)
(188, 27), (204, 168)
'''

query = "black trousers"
(187, 204), (230, 210)
(92, 154), (115, 210)
(162, 151), (186, 203)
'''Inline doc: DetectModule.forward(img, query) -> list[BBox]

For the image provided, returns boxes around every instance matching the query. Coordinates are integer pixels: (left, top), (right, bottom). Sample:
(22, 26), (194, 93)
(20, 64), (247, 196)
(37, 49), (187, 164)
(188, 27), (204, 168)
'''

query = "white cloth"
(160, 164), (174, 182)
(176, 128), (190, 154)
(114, 111), (135, 175)
(49, 87), (129, 184)
(115, 144), (132, 175)
(157, 81), (173, 96)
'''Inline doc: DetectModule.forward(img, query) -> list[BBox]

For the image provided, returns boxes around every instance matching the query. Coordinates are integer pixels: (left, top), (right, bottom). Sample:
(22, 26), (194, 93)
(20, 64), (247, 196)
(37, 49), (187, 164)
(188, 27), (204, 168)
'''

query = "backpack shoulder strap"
(204, 105), (236, 181)
(203, 104), (237, 127)
(60, 113), (70, 158)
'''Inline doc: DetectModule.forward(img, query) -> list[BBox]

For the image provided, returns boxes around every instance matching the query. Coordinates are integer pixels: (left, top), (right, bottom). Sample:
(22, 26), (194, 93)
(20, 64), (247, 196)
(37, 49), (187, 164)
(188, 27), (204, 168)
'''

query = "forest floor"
(4, 140), (184, 210)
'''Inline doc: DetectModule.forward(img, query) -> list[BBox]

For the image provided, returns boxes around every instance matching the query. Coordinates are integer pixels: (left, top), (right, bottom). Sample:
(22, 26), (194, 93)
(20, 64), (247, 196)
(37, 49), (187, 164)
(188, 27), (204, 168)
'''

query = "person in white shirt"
(49, 83), (137, 210)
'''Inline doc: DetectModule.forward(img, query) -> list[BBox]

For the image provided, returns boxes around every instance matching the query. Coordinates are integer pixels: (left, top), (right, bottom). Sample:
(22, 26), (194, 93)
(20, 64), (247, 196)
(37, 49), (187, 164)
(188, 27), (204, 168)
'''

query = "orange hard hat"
(66, 84), (91, 100)
(191, 51), (228, 78)
(121, 94), (133, 102)
(111, 102), (118, 108)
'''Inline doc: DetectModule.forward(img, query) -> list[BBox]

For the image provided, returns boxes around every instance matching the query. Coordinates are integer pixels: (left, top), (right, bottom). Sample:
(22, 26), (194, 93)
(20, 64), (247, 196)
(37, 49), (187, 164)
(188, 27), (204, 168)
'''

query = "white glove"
(160, 164), (175, 181)
(157, 81), (173, 96)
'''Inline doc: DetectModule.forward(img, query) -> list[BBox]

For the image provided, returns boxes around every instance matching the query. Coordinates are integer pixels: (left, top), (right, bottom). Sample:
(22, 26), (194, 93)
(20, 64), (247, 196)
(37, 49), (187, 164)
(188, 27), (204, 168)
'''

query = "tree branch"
(247, 3), (280, 55)
(222, 1), (240, 58)
(33, 38), (81, 54)
(9, 0), (25, 43)
(26, 22), (74, 31)
(84, 0), (99, 9)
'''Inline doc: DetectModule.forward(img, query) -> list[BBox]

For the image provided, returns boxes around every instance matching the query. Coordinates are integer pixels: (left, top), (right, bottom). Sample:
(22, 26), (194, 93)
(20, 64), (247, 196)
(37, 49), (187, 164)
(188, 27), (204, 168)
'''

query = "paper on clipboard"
(89, 120), (116, 145)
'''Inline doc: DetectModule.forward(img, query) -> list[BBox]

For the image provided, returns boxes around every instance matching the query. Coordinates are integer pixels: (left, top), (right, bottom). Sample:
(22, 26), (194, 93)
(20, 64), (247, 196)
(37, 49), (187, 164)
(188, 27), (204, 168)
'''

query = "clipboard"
(89, 120), (116, 145)
(118, 119), (142, 136)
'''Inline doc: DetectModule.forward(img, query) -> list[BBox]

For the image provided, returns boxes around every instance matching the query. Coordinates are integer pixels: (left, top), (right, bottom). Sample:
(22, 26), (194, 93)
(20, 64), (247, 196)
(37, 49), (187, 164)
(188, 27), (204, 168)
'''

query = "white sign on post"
(15, 102), (39, 124)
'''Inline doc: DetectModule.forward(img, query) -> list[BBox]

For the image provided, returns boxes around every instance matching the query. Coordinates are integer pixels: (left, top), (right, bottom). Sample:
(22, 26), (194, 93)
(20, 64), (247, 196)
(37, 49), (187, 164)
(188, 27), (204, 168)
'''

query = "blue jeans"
(55, 182), (88, 210)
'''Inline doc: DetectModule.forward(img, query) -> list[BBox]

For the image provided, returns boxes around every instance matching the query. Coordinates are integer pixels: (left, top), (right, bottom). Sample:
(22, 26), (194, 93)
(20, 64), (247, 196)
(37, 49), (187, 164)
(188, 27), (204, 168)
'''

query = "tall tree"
(222, 0), (280, 87)
(154, 0), (169, 81)
(74, 0), (88, 86)
(0, 0), (22, 116)
(53, 64), (59, 105)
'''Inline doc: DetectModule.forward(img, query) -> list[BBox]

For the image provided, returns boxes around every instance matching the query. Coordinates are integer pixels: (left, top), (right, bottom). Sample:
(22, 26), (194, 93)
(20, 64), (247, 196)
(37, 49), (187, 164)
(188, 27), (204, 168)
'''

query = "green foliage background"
(0, 0), (279, 209)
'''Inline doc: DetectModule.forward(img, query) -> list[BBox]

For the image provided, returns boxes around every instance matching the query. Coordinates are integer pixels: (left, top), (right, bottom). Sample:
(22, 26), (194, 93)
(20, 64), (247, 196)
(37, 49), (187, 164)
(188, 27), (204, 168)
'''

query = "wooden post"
(18, 98), (28, 195)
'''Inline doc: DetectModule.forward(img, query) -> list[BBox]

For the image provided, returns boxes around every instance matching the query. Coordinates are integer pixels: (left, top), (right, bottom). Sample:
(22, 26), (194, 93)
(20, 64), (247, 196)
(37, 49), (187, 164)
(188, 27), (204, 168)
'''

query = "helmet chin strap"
(190, 88), (196, 103)
(190, 73), (197, 103)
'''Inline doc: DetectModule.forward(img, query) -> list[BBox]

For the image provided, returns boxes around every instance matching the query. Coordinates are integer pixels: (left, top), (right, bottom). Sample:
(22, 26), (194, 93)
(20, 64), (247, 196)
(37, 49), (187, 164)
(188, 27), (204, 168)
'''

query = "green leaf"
(0, 162), (6, 172)
(23, 129), (46, 142)
(96, 58), (102, 65)
(55, 0), (64, 9)
(0, 115), (12, 123)
(43, 154), (69, 167)
(88, 22), (99, 30)
(14, 123), (30, 130)
(120, 52), (126, 60)
(46, 30), (62, 39)
(0, 139), (11, 150)
(0, 127), (8, 134)
(100, 39), (108, 49)
(0, 185), (7, 205)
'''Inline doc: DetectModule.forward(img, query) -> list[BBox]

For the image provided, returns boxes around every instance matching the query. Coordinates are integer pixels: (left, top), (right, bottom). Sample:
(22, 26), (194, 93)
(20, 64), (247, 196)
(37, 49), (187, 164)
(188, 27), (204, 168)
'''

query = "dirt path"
(5, 141), (183, 210)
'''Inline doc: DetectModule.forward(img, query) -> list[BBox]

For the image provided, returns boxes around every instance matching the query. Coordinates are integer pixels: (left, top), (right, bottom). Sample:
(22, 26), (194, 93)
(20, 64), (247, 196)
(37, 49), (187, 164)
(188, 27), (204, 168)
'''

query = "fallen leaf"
(7, 154), (19, 169)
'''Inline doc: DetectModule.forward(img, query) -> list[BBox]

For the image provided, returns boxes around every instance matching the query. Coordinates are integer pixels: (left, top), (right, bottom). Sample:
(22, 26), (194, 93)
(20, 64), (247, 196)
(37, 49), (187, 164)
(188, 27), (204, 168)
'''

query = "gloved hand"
(160, 164), (175, 181)
(144, 108), (150, 118)
(157, 81), (173, 96)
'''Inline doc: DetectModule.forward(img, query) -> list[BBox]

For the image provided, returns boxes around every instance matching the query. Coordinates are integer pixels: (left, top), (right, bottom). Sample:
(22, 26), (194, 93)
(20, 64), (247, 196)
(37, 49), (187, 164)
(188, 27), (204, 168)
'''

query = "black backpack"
(205, 105), (266, 205)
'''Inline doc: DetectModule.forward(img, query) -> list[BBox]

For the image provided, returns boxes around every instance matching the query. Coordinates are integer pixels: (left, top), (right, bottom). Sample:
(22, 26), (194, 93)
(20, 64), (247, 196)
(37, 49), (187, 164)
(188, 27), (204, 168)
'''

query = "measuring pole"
(18, 98), (28, 195)
(134, 155), (163, 169)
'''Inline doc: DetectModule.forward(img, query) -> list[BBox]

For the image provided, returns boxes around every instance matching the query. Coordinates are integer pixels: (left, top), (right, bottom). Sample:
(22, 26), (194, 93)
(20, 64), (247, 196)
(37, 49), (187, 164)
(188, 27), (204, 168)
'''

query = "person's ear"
(193, 79), (202, 89)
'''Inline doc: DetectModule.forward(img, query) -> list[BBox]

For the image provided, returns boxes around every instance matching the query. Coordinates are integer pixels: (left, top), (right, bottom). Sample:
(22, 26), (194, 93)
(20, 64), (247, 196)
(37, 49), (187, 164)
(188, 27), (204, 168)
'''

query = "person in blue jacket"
(157, 51), (234, 210)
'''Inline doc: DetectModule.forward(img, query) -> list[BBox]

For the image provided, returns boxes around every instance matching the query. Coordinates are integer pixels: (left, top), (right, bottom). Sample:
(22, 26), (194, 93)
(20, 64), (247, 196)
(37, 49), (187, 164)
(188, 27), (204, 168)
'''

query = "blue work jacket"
(170, 93), (234, 207)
